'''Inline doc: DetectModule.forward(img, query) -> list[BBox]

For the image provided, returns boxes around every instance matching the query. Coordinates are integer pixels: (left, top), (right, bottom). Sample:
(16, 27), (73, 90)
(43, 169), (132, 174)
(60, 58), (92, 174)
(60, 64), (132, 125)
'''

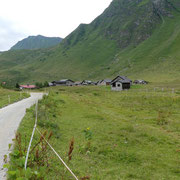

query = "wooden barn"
(52, 79), (74, 86)
(111, 76), (131, 91)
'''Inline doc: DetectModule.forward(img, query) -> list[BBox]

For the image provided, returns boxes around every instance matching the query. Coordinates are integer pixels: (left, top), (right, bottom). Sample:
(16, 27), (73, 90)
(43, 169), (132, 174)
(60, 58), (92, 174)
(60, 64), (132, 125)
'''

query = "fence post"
(8, 95), (10, 104)
(25, 101), (38, 170)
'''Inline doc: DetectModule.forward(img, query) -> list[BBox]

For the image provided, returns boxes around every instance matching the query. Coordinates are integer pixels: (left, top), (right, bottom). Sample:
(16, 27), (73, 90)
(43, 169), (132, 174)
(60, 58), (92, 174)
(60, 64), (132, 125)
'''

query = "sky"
(0, 0), (112, 51)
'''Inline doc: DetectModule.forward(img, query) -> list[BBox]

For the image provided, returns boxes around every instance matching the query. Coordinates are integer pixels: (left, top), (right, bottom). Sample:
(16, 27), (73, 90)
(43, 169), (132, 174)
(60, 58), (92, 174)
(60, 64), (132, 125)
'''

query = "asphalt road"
(0, 93), (44, 179)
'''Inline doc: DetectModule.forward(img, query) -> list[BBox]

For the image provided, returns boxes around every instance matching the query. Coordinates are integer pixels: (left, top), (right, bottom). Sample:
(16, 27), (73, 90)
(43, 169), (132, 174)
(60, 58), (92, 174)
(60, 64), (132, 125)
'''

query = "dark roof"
(101, 79), (111, 83)
(81, 80), (93, 84)
(52, 79), (74, 83)
(134, 80), (148, 84)
(111, 75), (131, 84)
(59, 79), (74, 83)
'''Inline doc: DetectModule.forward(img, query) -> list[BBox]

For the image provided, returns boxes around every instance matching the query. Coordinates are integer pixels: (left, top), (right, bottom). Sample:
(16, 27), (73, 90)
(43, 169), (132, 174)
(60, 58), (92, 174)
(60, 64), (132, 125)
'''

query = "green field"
(7, 85), (180, 179)
(0, 87), (29, 108)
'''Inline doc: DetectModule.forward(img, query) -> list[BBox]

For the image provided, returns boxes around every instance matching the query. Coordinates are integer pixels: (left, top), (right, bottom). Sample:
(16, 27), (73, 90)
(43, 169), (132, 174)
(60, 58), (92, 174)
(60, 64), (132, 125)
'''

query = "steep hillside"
(0, 0), (179, 84)
(11, 35), (62, 50)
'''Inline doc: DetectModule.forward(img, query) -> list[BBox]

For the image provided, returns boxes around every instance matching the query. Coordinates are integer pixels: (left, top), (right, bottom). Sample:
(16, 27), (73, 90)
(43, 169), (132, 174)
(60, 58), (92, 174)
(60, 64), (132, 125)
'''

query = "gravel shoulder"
(0, 93), (44, 179)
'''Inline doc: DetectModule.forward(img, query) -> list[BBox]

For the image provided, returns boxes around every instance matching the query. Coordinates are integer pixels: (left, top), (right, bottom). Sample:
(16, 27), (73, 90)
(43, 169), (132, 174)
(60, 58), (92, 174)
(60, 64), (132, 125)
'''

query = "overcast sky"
(0, 0), (112, 51)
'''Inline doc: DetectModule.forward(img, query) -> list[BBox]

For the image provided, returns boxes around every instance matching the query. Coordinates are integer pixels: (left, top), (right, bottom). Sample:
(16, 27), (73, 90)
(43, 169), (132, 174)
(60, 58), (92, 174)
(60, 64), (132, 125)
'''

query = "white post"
(8, 95), (10, 104)
(25, 101), (38, 170)
(172, 88), (174, 94)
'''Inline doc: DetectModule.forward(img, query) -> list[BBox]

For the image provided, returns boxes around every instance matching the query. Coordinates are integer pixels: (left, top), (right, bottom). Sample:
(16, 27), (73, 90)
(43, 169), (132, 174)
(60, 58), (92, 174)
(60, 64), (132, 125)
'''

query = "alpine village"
(0, 0), (180, 180)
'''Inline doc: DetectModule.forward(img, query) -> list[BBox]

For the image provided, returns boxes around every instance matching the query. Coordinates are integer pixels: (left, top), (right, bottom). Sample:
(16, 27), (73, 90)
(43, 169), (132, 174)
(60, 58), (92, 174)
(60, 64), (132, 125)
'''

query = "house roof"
(53, 79), (74, 83)
(101, 79), (111, 83)
(111, 75), (131, 84)
(82, 80), (93, 83)
(60, 79), (68, 82)
(134, 79), (148, 83)
(59, 79), (74, 82)
(20, 85), (36, 89)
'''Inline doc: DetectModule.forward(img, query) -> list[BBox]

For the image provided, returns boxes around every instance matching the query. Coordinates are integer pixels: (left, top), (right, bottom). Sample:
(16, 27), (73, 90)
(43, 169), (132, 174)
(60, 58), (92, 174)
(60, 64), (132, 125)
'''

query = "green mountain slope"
(11, 35), (62, 50)
(0, 0), (179, 84)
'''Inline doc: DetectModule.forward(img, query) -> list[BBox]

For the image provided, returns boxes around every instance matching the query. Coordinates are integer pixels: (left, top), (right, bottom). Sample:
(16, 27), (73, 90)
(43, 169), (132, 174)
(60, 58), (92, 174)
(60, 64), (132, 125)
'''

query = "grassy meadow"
(0, 87), (29, 108)
(7, 85), (180, 180)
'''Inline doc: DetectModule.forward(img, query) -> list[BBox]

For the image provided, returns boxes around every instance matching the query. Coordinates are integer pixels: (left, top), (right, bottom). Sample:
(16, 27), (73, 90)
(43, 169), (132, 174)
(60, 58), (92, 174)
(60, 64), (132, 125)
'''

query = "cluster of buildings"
(18, 75), (148, 91)
(49, 75), (133, 91)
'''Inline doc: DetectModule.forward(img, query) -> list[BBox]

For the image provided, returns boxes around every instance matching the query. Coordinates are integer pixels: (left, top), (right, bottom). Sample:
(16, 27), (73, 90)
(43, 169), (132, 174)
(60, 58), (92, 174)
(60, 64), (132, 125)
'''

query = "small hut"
(111, 76), (131, 91)
(52, 79), (74, 86)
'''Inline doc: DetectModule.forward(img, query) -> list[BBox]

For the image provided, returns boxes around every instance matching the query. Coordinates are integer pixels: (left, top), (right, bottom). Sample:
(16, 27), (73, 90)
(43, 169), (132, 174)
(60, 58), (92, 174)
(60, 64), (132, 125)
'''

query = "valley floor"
(7, 85), (180, 179)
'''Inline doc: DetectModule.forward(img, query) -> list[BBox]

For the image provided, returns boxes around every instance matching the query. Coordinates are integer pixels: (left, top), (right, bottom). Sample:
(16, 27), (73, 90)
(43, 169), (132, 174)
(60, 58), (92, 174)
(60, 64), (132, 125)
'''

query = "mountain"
(11, 35), (63, 50)
(0, 0), (180, 84)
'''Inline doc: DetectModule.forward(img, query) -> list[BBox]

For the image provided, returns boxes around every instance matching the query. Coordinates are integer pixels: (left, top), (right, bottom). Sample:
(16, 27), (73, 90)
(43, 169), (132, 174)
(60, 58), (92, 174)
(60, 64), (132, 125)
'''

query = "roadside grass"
(0, 87), (29, 108)
(8, 85), (180, 179)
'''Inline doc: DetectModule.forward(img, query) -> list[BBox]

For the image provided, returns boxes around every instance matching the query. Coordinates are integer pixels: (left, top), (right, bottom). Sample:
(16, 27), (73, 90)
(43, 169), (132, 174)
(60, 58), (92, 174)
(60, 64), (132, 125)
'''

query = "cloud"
(0, 18), (27, 51)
